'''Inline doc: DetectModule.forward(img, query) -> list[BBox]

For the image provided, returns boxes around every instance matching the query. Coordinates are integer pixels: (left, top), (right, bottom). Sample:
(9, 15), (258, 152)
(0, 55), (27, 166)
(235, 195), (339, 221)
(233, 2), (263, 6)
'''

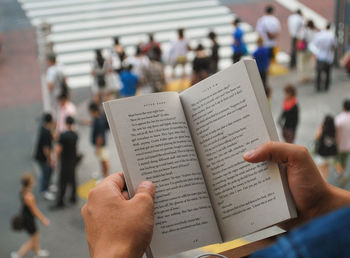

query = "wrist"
(93, 241), (143, 258)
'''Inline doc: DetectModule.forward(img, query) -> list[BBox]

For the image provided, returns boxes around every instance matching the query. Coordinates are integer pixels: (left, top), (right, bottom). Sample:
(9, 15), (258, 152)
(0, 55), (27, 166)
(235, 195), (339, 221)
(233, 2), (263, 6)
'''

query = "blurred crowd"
(9, 4), (350, 258)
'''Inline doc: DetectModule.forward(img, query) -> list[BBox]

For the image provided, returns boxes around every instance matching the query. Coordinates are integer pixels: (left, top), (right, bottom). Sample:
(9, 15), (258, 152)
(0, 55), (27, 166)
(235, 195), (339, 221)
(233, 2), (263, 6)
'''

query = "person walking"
(88, 102), (109, 178)
(191, 44), (211, 85)
(46, 54), (67, 113)
(310, 23), (336, 92)
(208, 31), (219, 74)
(253, 36), (270, 88)
(335, 99), (350, 175)
(314, 115), (338, 180)
(168, 28), (191, 78)
(91, 49), (109, 103)
(144, 47), (166, 93)
(232, 18), (247, 63)
(119, 64), (139, 97)
(53, 116), (79, 208)
(109, 37), (126, 74)
(279, 84), (299, 143)
(33, 113), (55, 201)
(256, 5), (281, 62)
(141, 33), (162, 62)
(11, 173), (50, 258)
(56, 92), (76, 134)
(288, 9), (304, 69)
(297, 20), (318, 83)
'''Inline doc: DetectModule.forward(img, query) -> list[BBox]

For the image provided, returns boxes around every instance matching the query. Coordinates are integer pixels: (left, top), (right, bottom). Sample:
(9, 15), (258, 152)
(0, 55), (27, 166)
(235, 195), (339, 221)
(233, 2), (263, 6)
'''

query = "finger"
(122, 191), (130, 200)
(134, 181), (156, 200)
(243, 141), (308, 164)
(103, 172), (125, 191)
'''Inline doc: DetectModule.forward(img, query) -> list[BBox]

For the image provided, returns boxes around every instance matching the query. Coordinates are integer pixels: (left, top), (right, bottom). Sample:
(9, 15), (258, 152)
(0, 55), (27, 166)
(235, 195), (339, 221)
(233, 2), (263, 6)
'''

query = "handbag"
(11, 214), (24, 231)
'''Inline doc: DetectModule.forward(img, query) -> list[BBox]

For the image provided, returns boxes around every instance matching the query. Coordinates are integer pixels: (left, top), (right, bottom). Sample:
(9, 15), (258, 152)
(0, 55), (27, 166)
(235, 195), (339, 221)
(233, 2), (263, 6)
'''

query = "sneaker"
(10, 251), (19, 258)
(43, 191), (55, 201)
(48, 184), (58, 193)
(35, 249), (49, 257)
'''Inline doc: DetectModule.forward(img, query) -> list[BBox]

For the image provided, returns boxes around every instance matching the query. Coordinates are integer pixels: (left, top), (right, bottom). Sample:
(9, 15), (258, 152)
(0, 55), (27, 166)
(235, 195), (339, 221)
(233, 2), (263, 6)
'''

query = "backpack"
(316, 134), (337, 157)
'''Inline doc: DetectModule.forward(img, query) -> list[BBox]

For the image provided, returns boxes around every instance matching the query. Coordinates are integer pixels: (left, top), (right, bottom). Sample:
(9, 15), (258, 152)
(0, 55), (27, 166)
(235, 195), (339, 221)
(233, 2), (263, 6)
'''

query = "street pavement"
(1, 0), (350, 257)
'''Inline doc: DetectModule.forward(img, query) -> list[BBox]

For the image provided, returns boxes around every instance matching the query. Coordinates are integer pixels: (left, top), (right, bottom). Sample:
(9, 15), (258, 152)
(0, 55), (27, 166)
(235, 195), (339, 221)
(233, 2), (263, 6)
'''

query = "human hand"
(42, 217), (50, 227)
(243, 141), (350, 230)
(82, 172), (155, 258)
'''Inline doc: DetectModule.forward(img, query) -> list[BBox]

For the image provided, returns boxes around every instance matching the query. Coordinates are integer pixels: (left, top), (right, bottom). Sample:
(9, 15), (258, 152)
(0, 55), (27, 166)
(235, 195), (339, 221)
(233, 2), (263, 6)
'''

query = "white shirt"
(310, 29), (336, 63)
(256, 15), (281, 47)
(288, 13), (304, 37)
(335, 111), (350, 152)
(57, 101), (77, 133)
(46, 65), (64, 97)
(168, 38), (189, 63)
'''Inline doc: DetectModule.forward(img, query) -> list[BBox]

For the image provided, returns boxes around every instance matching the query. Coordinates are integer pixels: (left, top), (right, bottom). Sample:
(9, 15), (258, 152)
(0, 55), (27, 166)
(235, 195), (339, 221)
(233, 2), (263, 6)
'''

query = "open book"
(103, 59), (297, 258)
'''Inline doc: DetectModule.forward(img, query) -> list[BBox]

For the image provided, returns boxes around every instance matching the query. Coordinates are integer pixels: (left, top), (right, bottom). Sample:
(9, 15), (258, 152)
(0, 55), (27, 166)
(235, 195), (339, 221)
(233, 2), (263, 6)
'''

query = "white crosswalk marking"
(19, 0), (289, 89)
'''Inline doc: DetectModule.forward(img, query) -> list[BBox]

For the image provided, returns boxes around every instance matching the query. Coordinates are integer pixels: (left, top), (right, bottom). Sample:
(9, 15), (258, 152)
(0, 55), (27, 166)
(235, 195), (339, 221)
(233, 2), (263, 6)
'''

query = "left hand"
(82, 172), (155, 258)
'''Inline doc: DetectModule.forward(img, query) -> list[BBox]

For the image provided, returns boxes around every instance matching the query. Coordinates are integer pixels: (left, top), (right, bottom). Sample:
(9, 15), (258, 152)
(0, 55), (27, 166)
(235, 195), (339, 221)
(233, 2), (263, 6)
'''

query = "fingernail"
(139, 181), (154, 190)
(243, 150), (255, 159)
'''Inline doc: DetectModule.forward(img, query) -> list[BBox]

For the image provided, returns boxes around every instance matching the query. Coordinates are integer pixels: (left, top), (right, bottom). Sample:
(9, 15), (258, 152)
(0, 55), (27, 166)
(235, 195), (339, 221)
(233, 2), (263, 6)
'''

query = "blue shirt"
(232, 27), (247, 54)
(251, 206), (350, 258)
(253, 46), (270, 72)
(91, 116), (106, 146)
(120, 70), (138, 97)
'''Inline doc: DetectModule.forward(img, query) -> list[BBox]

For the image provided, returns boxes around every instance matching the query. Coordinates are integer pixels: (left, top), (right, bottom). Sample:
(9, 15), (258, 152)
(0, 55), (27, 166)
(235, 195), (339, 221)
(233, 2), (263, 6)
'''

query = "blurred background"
(1, 0), (350, 257)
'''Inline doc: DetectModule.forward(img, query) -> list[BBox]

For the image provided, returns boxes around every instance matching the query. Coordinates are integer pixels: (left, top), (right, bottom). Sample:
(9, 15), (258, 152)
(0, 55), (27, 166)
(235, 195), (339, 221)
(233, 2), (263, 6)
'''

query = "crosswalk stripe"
(18, 0), (289, 89)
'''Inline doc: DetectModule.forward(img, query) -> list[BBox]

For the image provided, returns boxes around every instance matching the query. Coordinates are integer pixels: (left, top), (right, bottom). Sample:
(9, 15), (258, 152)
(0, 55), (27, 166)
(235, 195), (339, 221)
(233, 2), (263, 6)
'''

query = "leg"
(101, 160), (109, 178)
(324, 62), (331, 91)
(32, 232), (40, 255)
(315, 60), (322, 91)
(16, 236), (34, 257)
(70, 169), (77, 203)
(57, 173), (67, 206)
(290, 37), (297, 69)
(259, 70), (267, 86)
(39, 162), (52, 193)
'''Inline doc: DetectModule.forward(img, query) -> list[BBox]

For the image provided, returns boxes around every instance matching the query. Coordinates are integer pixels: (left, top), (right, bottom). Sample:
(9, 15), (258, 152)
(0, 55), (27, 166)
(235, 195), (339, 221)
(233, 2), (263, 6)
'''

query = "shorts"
(96, 147), (109, 161)
(23, 217), (37, 235)
(176, 56), (187, 65)
(314, 155), (334, 166)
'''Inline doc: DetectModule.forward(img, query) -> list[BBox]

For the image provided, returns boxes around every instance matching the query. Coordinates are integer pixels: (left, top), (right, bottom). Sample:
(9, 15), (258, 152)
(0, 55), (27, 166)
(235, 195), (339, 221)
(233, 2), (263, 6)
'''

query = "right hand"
(42, 217), (50, 227)
(243, 141), (350, 229)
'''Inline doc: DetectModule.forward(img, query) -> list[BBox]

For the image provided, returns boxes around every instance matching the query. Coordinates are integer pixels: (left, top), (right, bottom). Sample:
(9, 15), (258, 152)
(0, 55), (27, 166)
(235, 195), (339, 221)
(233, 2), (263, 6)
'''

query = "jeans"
(38, 161), (53, 193)
(316, 60), (331, 91)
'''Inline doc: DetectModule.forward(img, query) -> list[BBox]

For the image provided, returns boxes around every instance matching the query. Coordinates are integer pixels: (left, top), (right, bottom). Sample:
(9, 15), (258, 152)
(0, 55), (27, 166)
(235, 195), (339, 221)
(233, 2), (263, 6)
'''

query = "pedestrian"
(144, 46), (166, 93)
(168, 28), (191, 78)
(46, 53), (66, 113)
(53, 116), (79, 208)
(314, 115), (338, 180)
(191, 44), (211, 85)
(119, 64), (139, 97)
(56, 92), (76, 134)
(256, 5), (281, 62)
(288, 9), (304, 69)
(208, 31), (219, 73)
(33, 113), (55, 201)
(91, 49), (109, 103)
(335, 99), (350, 174)
(278, 84), (299, 143)
(88, 102), (109, 178)
(141, 33), (162, 62)
(297, 20), (318, 83)
(232, 18), (247, 63)
(253, 36), (270, 87)
(109, 37), (126, 74)
(11, 173), (50, 258)
(310, 23), (336, 92)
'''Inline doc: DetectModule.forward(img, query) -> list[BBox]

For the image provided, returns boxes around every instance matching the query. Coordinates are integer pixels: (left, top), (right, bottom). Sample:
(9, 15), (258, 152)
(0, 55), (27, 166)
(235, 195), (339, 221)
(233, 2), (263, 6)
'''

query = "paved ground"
(1, 0), (349, 257)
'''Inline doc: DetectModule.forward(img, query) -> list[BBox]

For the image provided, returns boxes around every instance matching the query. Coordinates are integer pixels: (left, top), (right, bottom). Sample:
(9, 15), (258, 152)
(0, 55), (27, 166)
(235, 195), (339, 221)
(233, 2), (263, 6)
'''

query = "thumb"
(134, 181), (156, 201)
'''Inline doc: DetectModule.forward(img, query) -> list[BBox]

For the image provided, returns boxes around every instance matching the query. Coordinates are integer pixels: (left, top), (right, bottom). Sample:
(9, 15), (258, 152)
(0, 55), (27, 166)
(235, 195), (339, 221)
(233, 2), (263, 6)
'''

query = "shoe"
(34, 249), (50, 257)
(10, 251), (19, 258)
(43, 191), (55, 201)
(48, 184), (58, 193)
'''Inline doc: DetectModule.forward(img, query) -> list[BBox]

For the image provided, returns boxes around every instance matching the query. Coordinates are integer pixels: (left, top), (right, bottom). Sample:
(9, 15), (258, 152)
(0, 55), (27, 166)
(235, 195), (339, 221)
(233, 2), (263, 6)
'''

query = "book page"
(103, 92), (221, 258)
(180, 60), (295, 241)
